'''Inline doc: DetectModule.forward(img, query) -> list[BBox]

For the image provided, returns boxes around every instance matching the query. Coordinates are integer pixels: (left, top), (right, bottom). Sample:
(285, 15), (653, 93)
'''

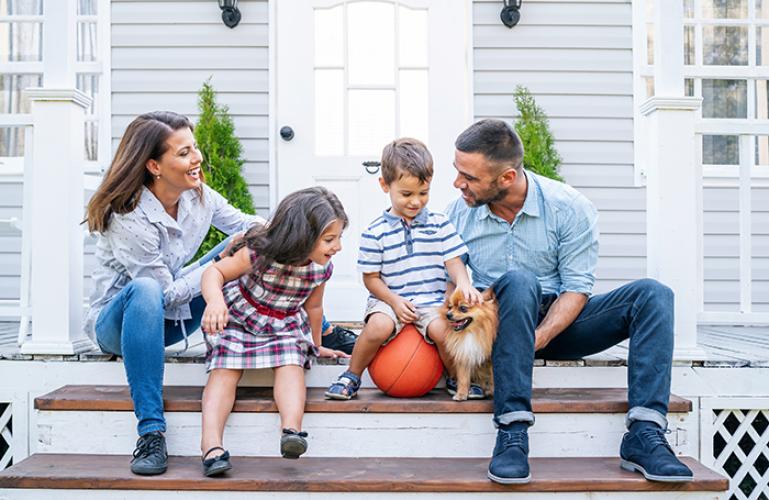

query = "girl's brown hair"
(85, 111), (199, 233)
(234, 186), (348, 279)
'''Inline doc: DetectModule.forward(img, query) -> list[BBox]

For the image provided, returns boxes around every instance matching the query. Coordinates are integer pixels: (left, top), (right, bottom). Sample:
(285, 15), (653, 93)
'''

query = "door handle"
(280, 126), (294, 141)
(363, 161), (381, 175)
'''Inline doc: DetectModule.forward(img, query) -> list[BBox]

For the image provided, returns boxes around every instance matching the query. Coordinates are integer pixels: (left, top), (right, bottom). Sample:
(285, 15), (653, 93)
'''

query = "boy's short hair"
(381, 138), (433, 185)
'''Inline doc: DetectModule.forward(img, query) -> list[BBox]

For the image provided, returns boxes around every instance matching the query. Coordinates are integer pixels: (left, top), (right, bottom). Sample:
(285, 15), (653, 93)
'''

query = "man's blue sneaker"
(487, 422), (531, 484)
(620, 421), (693, 482)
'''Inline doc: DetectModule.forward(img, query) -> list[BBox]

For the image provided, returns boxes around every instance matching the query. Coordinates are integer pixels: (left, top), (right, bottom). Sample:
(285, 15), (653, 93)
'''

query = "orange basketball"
(368, 324), (444, 398)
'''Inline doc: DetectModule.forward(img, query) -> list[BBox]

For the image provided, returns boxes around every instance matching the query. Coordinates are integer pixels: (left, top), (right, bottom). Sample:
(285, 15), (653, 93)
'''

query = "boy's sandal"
(324, 370), (361, 400)
(201, 446), (232, 477)
(445, 377), (487, 400)
(281, 428), (309, 459)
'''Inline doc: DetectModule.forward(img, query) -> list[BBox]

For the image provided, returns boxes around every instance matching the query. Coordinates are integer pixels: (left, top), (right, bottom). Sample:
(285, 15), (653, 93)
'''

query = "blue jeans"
(491, 271), (674, 430)
(95, 239), (230, 436)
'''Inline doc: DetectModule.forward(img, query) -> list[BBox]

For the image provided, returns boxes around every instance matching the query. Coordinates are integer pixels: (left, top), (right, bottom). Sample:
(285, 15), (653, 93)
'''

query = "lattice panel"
(711, 409), (769, 500)
(0, 402), (11, 470)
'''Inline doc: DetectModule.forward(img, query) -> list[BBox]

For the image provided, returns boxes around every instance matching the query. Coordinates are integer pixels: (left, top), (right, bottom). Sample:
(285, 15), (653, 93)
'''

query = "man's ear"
(378, 177), (390, 193)
(498, 167), (518, 187)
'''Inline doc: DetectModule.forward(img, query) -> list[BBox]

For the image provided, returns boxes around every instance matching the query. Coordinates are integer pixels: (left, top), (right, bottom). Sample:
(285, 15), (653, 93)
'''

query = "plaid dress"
(205, 249), (333, 371)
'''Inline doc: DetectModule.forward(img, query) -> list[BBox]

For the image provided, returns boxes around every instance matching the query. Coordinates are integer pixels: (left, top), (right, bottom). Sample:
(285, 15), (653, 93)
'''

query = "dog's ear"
(481, 288), (496, 303)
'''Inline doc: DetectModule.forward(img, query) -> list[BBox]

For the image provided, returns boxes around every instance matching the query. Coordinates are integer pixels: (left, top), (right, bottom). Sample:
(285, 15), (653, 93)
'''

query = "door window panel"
(313, 1), (429, 156)
(703, 135), (740, 165)
(2, 0), (42, 15)
(348, 89), (395, 156)
(0, 74), (42, 114)
(314, 6), (344, 67)
(315, 70), (345, 156)
(0, 22), (43, 62)
(348, 2), (394, 85)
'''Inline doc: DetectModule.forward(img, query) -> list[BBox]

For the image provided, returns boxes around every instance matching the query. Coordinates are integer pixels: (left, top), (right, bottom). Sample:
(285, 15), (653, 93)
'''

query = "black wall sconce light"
(501, 0), (522, 28)
(219, 0), (242, 28)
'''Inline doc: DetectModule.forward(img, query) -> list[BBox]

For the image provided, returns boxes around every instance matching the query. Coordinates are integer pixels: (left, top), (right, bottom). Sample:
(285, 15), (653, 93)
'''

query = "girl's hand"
(317, 346), (351, 359)
(202, 301), (229, 335)
(457, 282), (483, 305)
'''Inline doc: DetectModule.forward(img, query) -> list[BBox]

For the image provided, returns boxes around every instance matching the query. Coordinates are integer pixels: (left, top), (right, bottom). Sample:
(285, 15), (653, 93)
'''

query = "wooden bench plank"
(34, 385), (693, 413)
(0, 454), (728, 492)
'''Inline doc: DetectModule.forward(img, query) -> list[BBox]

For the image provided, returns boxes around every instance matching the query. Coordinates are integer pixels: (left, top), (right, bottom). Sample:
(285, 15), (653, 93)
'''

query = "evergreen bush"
(192, 79), (256, 261)
(513, 85), (563, 182)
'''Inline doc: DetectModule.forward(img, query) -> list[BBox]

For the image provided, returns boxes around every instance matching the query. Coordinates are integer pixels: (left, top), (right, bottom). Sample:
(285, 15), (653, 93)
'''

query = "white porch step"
(0, 454), (729, 500)
(31, 386), (698, 458)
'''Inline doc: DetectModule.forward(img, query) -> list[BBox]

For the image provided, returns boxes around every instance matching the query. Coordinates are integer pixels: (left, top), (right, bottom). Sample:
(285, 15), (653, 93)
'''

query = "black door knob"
(280, 126), (294, 141)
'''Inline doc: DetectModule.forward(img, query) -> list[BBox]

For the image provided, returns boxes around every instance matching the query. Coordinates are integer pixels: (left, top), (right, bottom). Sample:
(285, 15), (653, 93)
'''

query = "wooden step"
(0, 454), (728, 493)
(35, 385), (693, 413)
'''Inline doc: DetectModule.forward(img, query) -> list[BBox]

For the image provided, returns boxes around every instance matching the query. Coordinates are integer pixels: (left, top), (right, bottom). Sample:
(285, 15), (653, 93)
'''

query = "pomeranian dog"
(441, 288), (498, 401)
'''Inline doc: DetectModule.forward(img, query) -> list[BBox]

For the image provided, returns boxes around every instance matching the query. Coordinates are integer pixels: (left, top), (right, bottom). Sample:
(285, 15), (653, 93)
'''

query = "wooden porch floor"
(0, 321), (767, 367)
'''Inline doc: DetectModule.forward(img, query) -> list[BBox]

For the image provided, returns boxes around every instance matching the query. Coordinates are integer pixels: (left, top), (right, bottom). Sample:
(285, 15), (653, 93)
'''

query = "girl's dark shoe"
(201, 446), (232, 477)
(281, 428), (308, 459)
(130, 431), (168, 476)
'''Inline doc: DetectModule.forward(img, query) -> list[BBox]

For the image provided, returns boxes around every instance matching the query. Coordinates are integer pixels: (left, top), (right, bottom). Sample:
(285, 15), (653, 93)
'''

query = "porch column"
(21, 0), (93, 355)
(642, 0), (706, 360)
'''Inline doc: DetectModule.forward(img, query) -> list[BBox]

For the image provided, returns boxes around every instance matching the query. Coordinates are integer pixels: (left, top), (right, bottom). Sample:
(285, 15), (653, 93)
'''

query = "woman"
(84, 111), (265, 476)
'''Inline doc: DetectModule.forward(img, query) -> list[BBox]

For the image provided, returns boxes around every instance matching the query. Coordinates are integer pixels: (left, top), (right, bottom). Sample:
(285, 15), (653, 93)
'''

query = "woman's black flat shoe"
(202, 446), (232, 477)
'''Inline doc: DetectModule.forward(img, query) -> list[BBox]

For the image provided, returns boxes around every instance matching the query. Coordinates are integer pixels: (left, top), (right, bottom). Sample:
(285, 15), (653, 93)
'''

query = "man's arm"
(534, 291), (587, 351)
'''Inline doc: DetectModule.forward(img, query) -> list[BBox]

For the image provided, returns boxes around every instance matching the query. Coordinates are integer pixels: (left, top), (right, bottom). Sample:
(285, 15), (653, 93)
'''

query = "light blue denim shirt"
(84, 184), (265, 341)
(445, 170), (599, 296)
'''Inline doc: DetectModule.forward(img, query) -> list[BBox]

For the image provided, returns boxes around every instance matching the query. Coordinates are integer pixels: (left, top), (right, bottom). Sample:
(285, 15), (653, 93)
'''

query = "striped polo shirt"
(357, 208), (468, 307)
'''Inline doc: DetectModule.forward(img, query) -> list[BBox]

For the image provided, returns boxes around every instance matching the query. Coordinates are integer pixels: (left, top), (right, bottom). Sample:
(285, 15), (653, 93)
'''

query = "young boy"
(325, 138), (482, 400)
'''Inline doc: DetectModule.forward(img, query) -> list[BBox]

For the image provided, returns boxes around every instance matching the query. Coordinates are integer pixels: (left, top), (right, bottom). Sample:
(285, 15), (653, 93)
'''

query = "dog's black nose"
(446, 312), (455, 321)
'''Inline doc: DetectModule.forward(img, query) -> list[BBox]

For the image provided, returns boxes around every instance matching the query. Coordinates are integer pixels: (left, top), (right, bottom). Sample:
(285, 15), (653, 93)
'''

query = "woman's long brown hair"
(85, 111), (198, 233)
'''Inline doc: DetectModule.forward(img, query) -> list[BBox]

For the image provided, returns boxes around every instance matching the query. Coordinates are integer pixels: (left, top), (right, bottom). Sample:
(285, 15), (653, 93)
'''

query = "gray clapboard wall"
(2, 0), (767, 314)
(473, 0), (768, 311)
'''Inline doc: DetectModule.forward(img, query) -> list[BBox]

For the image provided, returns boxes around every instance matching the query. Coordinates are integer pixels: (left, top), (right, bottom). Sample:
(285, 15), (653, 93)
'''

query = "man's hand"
(534, 328), (551, 351)
(390, 296), (418, 323)
(220, 232), (245, 259)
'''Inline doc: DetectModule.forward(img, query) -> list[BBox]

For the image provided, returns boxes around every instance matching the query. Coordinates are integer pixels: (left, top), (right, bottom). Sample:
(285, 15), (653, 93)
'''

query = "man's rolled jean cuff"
(494, 410), (535, 428)
(625, 406), (668, 430)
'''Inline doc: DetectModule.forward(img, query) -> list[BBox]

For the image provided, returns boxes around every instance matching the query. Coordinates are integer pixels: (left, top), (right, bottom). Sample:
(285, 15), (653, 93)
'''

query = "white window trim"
(0, 0), (110, 181)
(633, 0), (769, 188)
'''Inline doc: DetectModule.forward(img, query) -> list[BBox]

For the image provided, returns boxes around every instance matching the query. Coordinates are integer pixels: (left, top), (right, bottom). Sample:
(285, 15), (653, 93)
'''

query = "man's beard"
(465, 181), (508, 208)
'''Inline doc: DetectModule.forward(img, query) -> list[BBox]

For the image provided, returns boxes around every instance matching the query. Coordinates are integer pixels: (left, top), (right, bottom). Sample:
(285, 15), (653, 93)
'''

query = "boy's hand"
(202, 301), (229, 335)
(457, 282), (484, 305)
(390, 296), (418, 323)
(317, 346), (351, 359)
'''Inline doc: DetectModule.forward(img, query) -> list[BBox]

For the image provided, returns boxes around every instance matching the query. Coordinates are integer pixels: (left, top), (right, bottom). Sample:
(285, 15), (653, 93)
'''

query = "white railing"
(696, 120), (769, 326)
(0, 122), (33, 345)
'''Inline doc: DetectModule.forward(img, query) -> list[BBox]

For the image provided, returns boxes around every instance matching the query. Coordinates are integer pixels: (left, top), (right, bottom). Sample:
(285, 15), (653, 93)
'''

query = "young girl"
(198, 186), (349, 476)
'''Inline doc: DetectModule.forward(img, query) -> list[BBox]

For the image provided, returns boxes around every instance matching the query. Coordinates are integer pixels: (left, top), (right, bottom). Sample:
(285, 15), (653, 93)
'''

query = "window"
(0, 0), (109, 168)
(636, 0), (769, 173)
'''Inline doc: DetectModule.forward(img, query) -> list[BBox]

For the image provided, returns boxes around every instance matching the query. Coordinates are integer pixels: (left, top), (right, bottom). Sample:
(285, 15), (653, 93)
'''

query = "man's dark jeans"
(491, 270), (674, 430)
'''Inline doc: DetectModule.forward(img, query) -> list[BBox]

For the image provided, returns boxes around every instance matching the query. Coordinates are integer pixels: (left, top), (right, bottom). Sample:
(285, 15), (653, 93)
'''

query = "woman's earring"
(156, 175), (161, 179)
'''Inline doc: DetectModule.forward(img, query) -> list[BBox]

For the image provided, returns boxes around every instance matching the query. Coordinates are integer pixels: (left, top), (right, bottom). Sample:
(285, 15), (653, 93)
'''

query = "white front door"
(276, 0), (470, 320)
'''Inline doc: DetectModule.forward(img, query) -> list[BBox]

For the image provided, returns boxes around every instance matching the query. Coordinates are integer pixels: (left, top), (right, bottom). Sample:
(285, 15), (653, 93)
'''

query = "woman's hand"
(317, 346), (351, 359)
(202, 300), (229, 335)
(220, 232), (245, 259)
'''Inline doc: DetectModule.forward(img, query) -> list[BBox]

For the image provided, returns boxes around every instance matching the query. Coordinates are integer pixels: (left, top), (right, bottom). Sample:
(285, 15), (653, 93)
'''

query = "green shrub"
(192, 79), (256, 261)
(513, 85), (563, 182)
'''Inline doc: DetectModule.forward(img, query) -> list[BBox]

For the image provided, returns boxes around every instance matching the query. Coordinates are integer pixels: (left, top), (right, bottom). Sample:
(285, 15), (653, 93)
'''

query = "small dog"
(441, 288), (498, 401)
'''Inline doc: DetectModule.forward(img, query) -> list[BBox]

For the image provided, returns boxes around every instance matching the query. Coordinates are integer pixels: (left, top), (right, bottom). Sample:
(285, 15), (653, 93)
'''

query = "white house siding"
(473, 0), (642, 296)
(473, 0), (769, 313)
(80, 0), (271, 296)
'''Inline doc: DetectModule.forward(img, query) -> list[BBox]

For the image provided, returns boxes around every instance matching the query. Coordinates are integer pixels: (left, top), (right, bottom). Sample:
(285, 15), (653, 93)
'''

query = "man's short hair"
(381, 138), (433, 185)
(455, 119), (524, 173)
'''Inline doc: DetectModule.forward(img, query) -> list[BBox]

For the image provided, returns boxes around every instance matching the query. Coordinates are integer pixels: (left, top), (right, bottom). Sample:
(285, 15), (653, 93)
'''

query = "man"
(445, 119), (692, 484)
